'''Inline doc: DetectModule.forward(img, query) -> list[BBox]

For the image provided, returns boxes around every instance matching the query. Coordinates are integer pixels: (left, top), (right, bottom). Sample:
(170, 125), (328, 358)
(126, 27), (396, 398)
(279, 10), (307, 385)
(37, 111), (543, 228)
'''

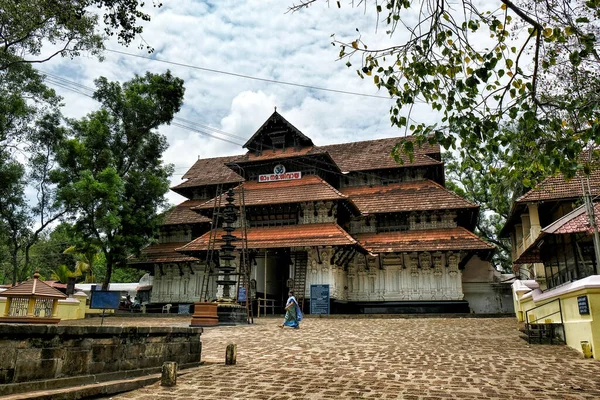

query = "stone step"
(0, 374), (160, 400)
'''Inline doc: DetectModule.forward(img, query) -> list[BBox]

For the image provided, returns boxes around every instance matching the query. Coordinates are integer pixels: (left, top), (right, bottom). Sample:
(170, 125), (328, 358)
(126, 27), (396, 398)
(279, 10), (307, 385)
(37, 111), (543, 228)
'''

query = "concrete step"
(0, 374), (160, 400)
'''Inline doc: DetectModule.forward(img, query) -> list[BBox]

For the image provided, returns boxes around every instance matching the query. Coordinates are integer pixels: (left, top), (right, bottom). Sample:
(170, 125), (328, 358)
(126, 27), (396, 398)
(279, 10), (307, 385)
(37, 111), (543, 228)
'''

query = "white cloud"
(37, 0), (453, 207)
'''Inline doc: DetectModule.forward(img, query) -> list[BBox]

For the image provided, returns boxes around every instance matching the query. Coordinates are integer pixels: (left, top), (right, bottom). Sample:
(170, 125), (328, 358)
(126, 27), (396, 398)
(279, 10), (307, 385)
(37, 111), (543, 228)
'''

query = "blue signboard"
(238, 287), (247, 302)
(310, 284), (330, 315)
(90, 290), (120, 310)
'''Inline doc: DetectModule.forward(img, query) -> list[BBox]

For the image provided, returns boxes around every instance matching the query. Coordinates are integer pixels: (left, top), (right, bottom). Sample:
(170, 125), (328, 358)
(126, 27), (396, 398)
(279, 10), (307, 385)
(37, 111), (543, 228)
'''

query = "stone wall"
(0, 325), (202, 387)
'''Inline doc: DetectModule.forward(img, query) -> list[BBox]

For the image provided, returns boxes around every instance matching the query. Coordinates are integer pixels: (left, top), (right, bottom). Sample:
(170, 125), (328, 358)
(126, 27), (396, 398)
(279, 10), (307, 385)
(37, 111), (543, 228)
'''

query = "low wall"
(0, 324), (202, 392)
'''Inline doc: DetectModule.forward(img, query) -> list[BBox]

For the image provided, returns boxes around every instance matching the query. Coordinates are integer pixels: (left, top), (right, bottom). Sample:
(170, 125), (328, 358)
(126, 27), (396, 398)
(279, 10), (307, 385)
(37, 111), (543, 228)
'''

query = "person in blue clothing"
(280, 290), (302, 329)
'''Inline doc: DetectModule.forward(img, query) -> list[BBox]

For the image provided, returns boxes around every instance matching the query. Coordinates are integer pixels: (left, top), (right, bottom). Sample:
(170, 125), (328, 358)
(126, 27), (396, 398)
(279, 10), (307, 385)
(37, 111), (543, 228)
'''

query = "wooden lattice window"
(34, 298), (53, 317)
(8, 297), (29, 316)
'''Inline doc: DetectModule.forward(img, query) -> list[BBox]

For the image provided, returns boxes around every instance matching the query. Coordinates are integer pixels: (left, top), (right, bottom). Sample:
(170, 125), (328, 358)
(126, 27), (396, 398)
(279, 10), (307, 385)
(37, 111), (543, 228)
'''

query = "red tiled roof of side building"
(543, 202), (600, 235)
(1, 274), (67, 299)
(341, 180), (478, 214)
(171, 155), (244, 191)
(354, 227), (494, 253)
(320, 137), (441, 172)
(177, 223), (357, 252)
(128, 242), (199, 265)
(162, 199), (211, 225)
(193, 175), (347, 210)
(516, 169), (600, 203)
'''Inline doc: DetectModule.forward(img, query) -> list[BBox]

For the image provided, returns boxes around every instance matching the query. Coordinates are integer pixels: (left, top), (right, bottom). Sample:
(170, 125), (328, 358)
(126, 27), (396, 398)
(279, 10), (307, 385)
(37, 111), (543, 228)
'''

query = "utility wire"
(105, 48), (393, 100)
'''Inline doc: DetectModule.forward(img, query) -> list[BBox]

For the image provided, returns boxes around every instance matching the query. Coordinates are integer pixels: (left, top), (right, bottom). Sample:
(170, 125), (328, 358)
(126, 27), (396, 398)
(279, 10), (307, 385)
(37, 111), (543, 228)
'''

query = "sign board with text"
(310, 284), (330, 315)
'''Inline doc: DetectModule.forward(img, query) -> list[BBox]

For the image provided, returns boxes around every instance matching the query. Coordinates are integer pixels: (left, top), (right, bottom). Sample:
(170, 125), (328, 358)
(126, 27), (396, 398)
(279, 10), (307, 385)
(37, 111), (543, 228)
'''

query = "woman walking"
(280, 290), (302, 329)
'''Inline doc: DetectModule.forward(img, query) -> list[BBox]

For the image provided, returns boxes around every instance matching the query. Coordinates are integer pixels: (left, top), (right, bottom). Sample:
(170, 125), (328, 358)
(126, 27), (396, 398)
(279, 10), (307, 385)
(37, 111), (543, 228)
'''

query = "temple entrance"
(252, 249), (291, 314)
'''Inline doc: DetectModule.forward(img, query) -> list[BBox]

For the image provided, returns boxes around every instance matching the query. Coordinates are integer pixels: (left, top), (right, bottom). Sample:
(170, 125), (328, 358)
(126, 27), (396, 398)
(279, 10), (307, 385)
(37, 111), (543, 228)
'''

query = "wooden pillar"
(27, 298), (36, 316)
(264, 250), (268, 298)
(3, 298), (10, 317)
(51, 299), (59, 317)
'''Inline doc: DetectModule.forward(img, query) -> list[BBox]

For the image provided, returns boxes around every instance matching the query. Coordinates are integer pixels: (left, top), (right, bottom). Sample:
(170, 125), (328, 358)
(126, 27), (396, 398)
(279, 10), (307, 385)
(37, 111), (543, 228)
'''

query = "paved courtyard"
(80, 316), (600, 399)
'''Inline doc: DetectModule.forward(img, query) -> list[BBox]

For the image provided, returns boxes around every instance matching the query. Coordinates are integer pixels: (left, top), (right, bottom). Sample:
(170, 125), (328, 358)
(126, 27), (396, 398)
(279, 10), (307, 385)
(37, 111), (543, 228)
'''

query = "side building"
(503, 167), (600, 357)
(130, 112), (503, 314)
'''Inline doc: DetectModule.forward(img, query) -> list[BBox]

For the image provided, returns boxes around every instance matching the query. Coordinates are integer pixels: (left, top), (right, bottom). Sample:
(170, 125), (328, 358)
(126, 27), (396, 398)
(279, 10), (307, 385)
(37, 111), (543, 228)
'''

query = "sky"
(38, 0), (441, 206)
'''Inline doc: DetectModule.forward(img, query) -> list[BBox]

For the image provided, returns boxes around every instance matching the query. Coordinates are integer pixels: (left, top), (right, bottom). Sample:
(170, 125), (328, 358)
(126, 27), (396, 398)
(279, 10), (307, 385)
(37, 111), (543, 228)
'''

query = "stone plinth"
(217, 303), (247, 325)
(190, 302), (218, 327)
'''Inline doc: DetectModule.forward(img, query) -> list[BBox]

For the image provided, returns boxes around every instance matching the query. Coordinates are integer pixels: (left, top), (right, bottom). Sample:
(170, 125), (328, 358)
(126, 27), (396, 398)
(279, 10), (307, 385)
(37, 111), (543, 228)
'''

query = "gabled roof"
(516, 170), (600, 203)
(177, 223), (357, 252)
(2, 273), (67, 299)
(232, 146), (327, 163)
(162, 199), (211, 226)
(340, 180), (477, 214)
(354, 227), (494, 253)
(243, 111), (313, 150)
(193, 175), (348, 210)
(543, 202), (600, 235)
(128, 242), (199, 265)
(171, 155), (244, 193)
(320, 137), (441, 173)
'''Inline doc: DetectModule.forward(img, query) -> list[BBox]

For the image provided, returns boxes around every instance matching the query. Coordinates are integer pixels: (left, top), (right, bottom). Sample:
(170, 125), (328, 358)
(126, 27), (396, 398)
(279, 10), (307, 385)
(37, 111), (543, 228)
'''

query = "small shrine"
(1, 272), (68, 324)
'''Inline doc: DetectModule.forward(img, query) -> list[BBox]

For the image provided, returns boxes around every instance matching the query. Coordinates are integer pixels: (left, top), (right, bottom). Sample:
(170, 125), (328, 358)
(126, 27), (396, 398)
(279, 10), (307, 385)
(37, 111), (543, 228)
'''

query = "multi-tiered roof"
(130, 111), (492, 266)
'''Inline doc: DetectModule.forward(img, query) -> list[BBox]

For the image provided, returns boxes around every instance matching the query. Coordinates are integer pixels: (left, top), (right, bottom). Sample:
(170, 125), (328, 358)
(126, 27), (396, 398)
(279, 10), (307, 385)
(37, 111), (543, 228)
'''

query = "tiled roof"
(128, 242), (199, 265)
(543, 202), (600, 235)
(232, 146), (326, 163)
(1, 274), (67, 299)
(320, 137), (441, 172)
(171, 155), (244, 191)
(354, 227), (494, 253)
(162, 199), (211, 225)
(516, 170), (600, 203)
(177, 223), (357, 252)
(341, 180), (478, 214)
(193, 175), (347, 210)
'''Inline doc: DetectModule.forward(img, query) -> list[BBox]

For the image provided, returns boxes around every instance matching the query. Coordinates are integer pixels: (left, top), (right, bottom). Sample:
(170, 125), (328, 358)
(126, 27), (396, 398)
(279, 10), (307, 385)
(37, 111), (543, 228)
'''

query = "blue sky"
(37, 0), (440, 205)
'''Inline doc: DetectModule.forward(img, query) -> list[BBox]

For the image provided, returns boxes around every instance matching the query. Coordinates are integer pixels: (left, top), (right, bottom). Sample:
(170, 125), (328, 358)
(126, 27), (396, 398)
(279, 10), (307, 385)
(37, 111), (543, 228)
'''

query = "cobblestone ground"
(72, 316), (600, 399)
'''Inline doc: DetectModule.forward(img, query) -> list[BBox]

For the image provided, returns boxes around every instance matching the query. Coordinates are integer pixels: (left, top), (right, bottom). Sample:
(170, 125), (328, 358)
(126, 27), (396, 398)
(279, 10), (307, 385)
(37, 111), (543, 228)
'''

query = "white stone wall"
(302, 249), (466, 302)
(150, 263), (214, 303)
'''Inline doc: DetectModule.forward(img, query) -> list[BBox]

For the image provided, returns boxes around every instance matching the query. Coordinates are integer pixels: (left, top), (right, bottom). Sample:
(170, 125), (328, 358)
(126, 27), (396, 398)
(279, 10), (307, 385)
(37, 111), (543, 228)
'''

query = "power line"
(105, 48), (393, 100)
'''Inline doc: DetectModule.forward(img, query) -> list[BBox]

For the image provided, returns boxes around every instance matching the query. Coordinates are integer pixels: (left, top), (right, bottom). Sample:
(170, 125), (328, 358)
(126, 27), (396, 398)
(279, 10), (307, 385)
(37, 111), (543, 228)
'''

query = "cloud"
(38, 0), (447, 206)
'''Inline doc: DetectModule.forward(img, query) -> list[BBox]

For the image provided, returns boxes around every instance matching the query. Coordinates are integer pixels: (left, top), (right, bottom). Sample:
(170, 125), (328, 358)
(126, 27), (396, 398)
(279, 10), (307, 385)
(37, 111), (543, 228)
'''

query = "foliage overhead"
(52, 71), (185, 288)
(291, 0), (600, 185)
(0, 0), (163, 70)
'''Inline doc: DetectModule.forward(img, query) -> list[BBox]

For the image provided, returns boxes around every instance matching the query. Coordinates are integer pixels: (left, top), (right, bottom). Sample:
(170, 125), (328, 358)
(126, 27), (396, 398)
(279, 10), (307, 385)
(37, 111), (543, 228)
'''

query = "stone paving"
(73, 316), (600, 399)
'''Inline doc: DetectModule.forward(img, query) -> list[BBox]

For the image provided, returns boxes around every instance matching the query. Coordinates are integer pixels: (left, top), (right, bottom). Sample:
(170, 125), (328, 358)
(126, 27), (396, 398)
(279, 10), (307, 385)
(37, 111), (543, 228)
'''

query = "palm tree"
(63, 245), (101, 283)
(50, 264), (80, 283)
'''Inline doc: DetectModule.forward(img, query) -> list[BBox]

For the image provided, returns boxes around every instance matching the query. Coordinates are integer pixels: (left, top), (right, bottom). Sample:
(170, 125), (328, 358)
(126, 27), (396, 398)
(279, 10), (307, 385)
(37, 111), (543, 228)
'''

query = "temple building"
(129, 111), (504, 314)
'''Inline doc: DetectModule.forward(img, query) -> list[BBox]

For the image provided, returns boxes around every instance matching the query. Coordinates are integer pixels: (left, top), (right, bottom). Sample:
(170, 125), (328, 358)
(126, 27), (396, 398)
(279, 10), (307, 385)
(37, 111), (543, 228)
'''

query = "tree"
(443, 149), (524, 273)
(0, 0), (163, 71)
(52, 71), (184, 289)
(291, 0), (600, 183)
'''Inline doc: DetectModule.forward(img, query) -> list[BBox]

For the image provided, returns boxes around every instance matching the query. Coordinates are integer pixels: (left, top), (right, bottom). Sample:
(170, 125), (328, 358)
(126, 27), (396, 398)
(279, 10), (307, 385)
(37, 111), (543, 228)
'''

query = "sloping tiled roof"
(320, 137), (441, 172)
(543, 203), (600, 235)
(232, 146), (326, 163)
(516, 170), (600, 203)
(193, 175), (347, 210)
(171, 155), (244, 191)
(177, 223), (357, 252)
(128, 242), (199, 265)
(162, 199), (211, 225)
(1, 274), (67, 299)
(354, 227), (494, 253)
(341, 180), (477, 214)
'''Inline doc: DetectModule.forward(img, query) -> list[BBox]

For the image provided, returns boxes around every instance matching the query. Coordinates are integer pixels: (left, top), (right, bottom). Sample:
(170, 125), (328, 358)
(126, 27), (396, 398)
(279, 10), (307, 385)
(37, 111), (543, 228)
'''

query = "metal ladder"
(293, 251), (308, 312)
(199, 183), (223, 302)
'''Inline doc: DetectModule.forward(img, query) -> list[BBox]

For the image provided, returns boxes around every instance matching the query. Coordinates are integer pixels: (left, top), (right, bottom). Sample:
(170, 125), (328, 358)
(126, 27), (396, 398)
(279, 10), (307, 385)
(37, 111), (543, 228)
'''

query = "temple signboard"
(310, 284), (330, 315)
(258, 164), (302, 182)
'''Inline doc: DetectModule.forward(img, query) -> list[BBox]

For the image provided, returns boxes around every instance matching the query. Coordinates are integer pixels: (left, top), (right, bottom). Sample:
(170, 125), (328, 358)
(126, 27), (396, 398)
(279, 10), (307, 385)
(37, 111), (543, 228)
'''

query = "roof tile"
(1, 275), (68, 299)
(177, 223), (356, 251)
(171, 155), (244, 191)
(354, 227), (494, 253)
(516, 170), (600, 203)
(162, 199), (211, 225)
(128, 242), (199, 265)
(341, 180), (477, 214)
(194, 175), (347, 210)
